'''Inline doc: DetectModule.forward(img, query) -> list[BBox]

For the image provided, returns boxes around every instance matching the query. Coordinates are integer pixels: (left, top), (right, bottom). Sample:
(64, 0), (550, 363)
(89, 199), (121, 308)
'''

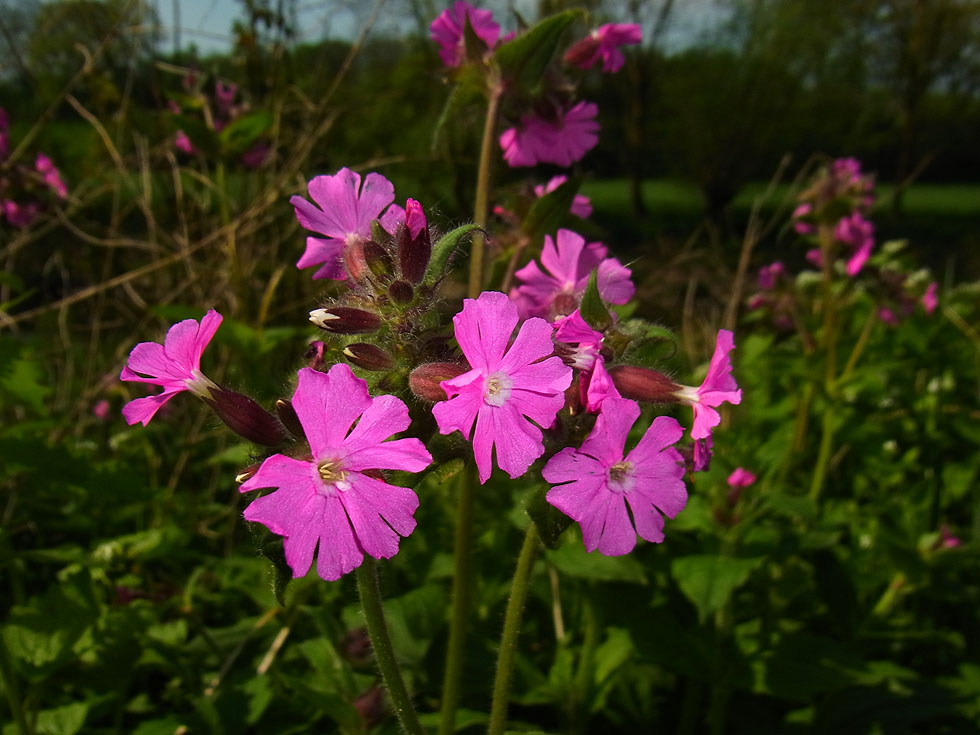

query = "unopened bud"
(609, 366), (682, 403)
(564, 35), (601, 68)
(388, 280), (414, 304)
(310, 307), (381, 334)
(398, 199), (431, 284)
(363, 241), (393, 279)
(275, 399), (303, 437)
(409, 362), (467, 402)
(343, 343), (395, 371)
(206, 386), (289, 446)
(235, 462), (262, 484)
(343, 239), (369, 282)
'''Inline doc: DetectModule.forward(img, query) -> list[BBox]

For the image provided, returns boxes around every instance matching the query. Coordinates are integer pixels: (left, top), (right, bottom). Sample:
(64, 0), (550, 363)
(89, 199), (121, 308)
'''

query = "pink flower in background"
(791, 203), (815, 235)
(534, 175), (593, 219)
(553, 310), (617, 412)
(922, 282), (938, 314)
(544, 396), (686, 556)
(939, 524), (962, 549)
(806, 248), (822, 268)
(499, 102), (600, 168)
(430, 1), (501, 67)
(120, 310), (222, 426)
(93, 400), (111, 420)
(511, 229), (633, 319)
(758, 262), (784, 290)
(835, 212), (874, 276)
(35, 154), (67, 199)
(291, 168), (397, 280)
(215, 80), (237, 118)
(240, 365), (431, 580)
(727, 467), (757, 488)
(1, 200), (39, 228)
(564, 23), (642, 73)
(673, 329), (742, 440)
(692, 436), (712, 472)
(241, 142), (269, 169)
(432, 291), (572, 483)
(175, 130), (195, 154)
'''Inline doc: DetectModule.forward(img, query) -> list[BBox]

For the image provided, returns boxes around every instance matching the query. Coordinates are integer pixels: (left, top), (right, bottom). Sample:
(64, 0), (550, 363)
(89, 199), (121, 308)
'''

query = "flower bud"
(343, 343), (395, 371)
(608, 366), (682, 403)
(343, 239), (370, 282)
(206, 386), (289, 446)
(310, 307), (381, 334)
(409, 362), (467, 402)
(388, 279), (414, 304)
(363, 240), (393, 279)
(398, 198), (431, 284)
(235, 462), (263, 484)
(275, 399), (303, 437)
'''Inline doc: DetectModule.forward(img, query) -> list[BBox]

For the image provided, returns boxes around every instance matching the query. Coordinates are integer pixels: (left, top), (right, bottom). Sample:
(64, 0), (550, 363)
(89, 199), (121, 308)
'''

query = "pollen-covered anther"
(317, 459), (346, 484)
(483, 371), (513, 406)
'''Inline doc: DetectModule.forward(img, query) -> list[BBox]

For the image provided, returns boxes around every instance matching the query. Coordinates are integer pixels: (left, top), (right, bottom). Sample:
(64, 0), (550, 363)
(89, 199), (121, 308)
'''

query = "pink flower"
(922, 282), (938, 314)
(499, 101), (600, 168)
(534, 175), (593, 219)
(878, 306), (900, 326)
(240, 365), (431, 580)
(553, 310), (617, 412)
(727, 468), (756, 488)
(241, 142), (269, 169)
(120, 310), (222, 426)
(673, 330), (742, 440)
(792, 203), (815, 235)
(939, 523), (962, 549)
(692, 436), (712, 472)
(1, 200), (39, 228)
(834, 212), (874, 276)
(511, 229), (633, 319)
(430, 1), (501, 67)
(757, 262), (784, 290)
(35, 154), (67, 199)
(432, 291), (572, 483)
(215, 80), (237, 118)
(93, 400), (111, 420)
(544, 396), (686, 555)
(564, 23), (642, 74)
(175, 130), (195, 154)
(290, 168), (397, 281)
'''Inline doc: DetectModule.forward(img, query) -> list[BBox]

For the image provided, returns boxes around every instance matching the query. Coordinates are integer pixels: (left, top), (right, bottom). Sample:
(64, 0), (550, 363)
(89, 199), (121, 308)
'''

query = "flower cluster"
(0, 108), (69, 230)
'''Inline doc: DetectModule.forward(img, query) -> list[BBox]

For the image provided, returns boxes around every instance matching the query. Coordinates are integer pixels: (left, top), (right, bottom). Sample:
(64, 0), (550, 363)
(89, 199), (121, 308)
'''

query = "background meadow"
(1, 0), (980, 733)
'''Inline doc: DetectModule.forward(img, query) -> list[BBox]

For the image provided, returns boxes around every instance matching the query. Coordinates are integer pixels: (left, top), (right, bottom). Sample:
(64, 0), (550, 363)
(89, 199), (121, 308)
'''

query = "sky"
(153, 0), (724, 55)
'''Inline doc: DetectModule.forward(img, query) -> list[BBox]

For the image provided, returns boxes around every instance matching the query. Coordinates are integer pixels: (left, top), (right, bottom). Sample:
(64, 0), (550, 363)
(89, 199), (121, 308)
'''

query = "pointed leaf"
(579, 269), (612, 331)
(425, 223), (485, 285)
(495, 10), (584, 92)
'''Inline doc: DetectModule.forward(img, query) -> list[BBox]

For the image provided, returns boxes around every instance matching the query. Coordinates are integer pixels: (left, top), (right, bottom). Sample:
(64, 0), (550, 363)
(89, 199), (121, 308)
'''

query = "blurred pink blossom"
(534, 175), (593, 219)
(564, 23), (642, 73)
(430, 1), (501, 67)
(499, 102), (600, 168)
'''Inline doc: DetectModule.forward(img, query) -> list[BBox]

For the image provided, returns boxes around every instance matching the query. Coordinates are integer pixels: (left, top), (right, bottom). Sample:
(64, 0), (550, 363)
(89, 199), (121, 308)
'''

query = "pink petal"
(597, 258), (634, 304)
(584, 356), (618, 413)
(121, 391), (182, 426)
(239, 454), (313, 499)
(629, 414), (684, 459)
(292, 365), (371, 455)
(700, 330), (741, 402)
(543, 447), (605, 487)
(579, 397), (640, 465)
(344, 437), (432, 473)
(597, 496), (636, 556)
(306, 168), (362, 235)
(381, 204), (405, 235)
(297, 237), (347, 281)
(432, 376), (483, 440)
(453, 291), (518, 372)
(163, 318), (209, 373)
(290, 195), (348, 240)
(357, 173), (397, 231)
(340, 473), (419, 559)
(485, 400), (545, 480)
(625, 493), (665, 543)
(124, 341), (182, 382)
(344, 394), (411, 451)
(690, 403), (721, 441)
(314, 495), (364, 580)
(541, 230), (585, 285)
(499, 317), (556, 373)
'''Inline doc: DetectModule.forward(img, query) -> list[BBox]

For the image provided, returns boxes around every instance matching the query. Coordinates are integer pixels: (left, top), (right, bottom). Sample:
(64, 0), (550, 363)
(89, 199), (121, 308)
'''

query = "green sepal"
(495, 10), (583, 92)
(526, 482), (572, 550)
(425, 223), (485, 285)
(257, 533), (293, 606)
(619, 320), (679, 364)
(522, 175), (583, 239)
(580, 269), (612, 331)
(370, 219), (387, 243)
(426, 458), (466, 485)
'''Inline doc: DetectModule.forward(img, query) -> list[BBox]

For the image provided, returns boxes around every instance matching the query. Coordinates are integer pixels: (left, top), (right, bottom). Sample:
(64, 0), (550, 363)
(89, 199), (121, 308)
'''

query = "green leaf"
(521, 176), (582, 239)
(431, 67), (486, 150)
(526, 483), (573, 550)
(35, 701), (89, 735)
(579, 269), (612, 331)
(425, 223), (484, 285)
(620, 321), (679, 365)
(548, 540), (647, 584)
(495, 10), (583, 92)
(218, 111), (272, 155)
(671, 555), (762, 622)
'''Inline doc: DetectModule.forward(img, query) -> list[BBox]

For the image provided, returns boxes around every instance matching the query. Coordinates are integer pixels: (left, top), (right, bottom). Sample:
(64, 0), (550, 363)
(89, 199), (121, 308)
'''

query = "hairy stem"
(488, 525), (540, 735)
(468, 82), (502, 299)
(438, 466), (477, 735)
(356, 558), (424, 735)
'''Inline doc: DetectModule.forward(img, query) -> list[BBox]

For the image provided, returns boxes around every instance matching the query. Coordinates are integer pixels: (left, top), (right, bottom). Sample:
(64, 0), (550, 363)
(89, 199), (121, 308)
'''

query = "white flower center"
(673, 385), (701, 405)
(483, 371), (513, 407)
(315, 458), (351, 496)
(607, 461), (636, 494)
(184, 369), (218, 400)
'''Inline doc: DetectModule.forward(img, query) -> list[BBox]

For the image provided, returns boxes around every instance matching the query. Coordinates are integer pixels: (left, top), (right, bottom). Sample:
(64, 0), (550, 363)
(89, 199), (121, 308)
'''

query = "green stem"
(438, 466), (477, 735)
(707, 598), (735, 735)
(356, 558), (424, 735)
(808, 408), (836, 503)
(838, 306), (877, 385)
(468, 82), (502, 299)
(487, 525), (540, 735)
(0, 632), (31, 735)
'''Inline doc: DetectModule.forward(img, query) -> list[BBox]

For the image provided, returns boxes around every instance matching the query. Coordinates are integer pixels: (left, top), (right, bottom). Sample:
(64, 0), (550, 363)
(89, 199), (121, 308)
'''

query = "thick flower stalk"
(544, 396), (687, 555)
(432, 291), (572, 483)
(240, 365), (432, 580)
